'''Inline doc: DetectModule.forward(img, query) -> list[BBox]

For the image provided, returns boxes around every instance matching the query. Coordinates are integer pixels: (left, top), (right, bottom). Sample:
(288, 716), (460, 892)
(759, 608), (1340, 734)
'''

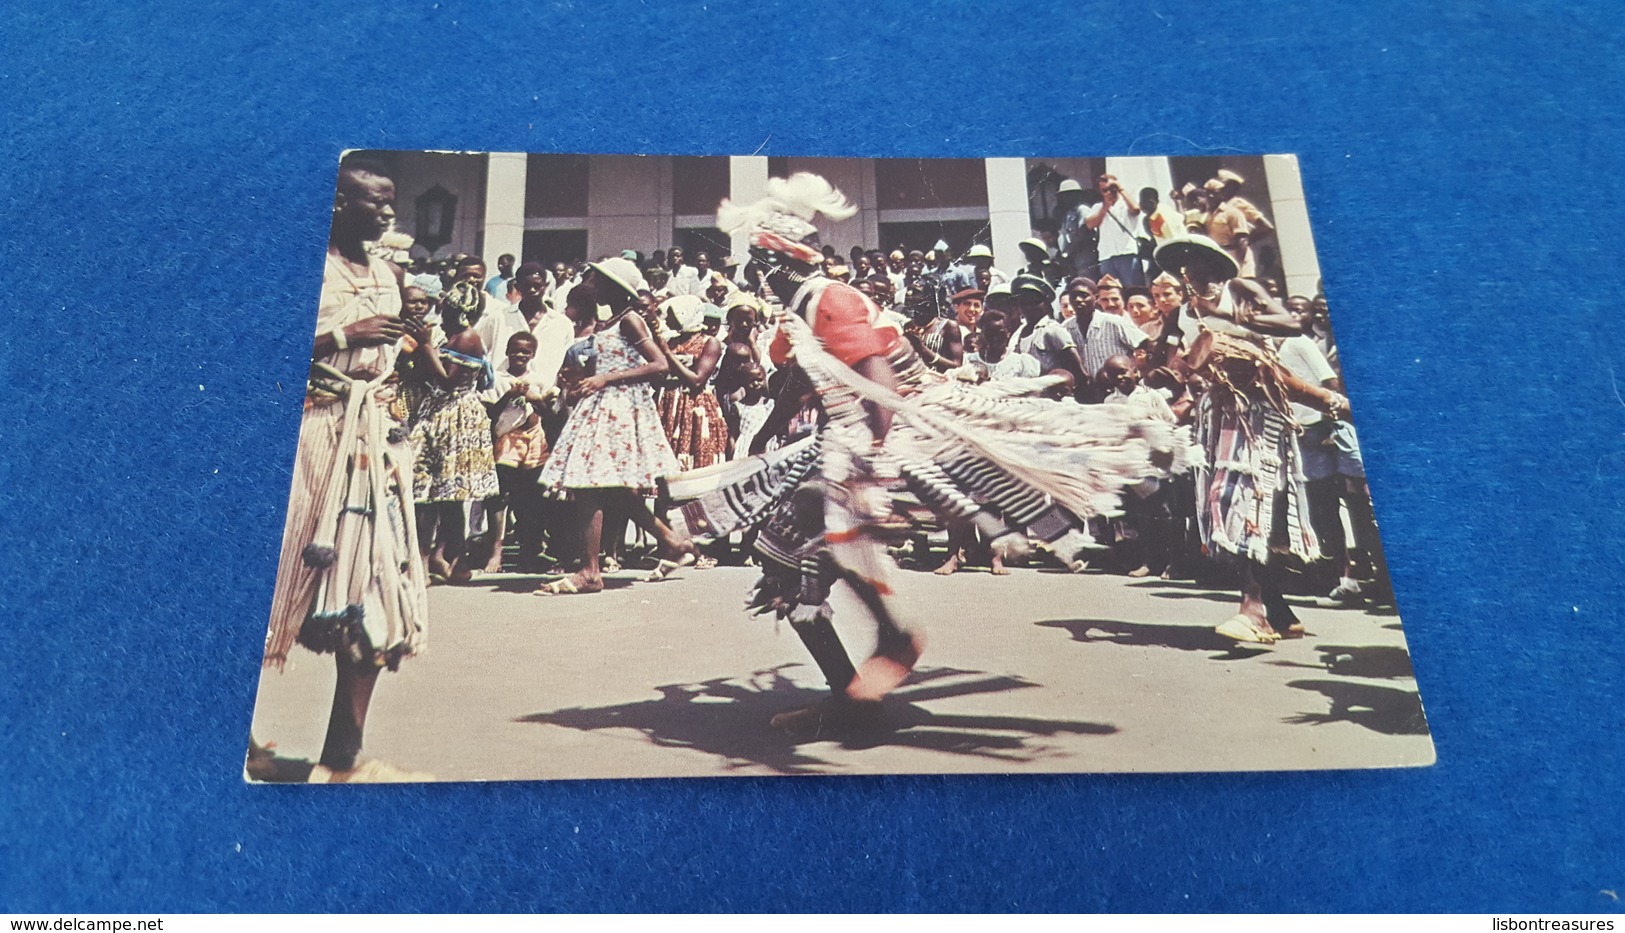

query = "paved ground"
(250, 563), (1434, 781)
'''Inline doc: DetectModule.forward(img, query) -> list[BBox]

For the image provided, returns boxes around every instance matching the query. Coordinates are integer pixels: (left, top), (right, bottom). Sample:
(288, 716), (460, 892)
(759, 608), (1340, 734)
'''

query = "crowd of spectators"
(380, 167), (1386, 607)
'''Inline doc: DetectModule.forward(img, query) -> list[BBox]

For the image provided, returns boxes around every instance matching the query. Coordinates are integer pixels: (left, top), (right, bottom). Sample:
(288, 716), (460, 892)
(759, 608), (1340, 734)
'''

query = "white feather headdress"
(717, 173), (858, 253)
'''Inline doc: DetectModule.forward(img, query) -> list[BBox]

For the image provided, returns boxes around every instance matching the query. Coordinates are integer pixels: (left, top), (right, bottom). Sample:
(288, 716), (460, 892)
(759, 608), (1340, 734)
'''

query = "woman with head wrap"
(533, 259), (695, 595)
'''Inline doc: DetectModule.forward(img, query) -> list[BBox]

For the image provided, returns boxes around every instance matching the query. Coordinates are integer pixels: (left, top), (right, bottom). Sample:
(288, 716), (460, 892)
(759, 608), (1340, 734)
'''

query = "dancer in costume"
(664, 173), (1193, 735)
(251, 155), (430, 783)
(1150, 235), (1350, 644)
(533, 258), (696, 595)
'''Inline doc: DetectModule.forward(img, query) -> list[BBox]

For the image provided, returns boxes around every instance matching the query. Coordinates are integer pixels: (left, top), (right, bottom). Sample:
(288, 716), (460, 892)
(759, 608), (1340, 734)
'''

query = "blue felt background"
(2, 0), (1622, 914)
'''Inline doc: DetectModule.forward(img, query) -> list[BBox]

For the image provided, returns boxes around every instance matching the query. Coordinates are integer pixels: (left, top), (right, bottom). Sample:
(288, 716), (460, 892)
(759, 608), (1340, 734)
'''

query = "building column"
(984, 157), (1030, 275)
(482, 152), (527, 266)
(727, 156), (770, 261)
(857, 159), (881, 250)
(1262, 154), (1322, 298)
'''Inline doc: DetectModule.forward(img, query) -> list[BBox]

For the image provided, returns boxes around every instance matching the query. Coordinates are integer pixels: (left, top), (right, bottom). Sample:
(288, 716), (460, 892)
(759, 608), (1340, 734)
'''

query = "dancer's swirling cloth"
(664, 280), (1194, 719)
(659, 172), (1194, 731)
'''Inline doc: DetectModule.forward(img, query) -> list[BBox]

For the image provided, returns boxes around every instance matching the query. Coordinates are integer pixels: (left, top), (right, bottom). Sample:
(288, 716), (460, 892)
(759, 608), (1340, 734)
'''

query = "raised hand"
(346, 315), (405, 347)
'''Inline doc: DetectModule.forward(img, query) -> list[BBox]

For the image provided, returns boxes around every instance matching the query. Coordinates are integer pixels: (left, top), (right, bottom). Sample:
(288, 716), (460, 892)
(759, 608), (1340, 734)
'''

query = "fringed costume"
(1152, 235), (1349, 645)
(265, 254), (429, 672)
(1189, 332), (1319, 565)
(661, 173), (1194, 720)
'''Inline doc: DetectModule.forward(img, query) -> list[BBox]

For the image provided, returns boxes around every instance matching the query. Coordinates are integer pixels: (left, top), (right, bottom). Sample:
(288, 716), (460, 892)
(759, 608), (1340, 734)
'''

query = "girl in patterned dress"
(652, 295), (729, 472)
(534, 259), (695, 595)
(408, 323), (500, 583)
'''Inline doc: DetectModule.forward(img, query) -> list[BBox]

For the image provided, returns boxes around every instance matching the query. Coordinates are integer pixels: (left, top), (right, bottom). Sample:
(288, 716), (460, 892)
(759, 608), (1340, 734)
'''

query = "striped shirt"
(1067, 312), (1150, 381)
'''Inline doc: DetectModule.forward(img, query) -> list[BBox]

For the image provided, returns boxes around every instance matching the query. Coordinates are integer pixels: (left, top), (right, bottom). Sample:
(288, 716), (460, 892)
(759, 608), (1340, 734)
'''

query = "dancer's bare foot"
(990, 554), (1010, 576)
(933, 552), (963, 576)
(427, 553), (454, 580)
(533, 571), (604, 596)
(1222, 611), (1280, 646)
(847, 631), (926, 702)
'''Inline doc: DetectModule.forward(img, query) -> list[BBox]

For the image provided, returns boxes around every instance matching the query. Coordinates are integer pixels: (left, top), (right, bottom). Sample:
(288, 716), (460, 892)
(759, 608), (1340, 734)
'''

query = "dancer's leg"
(1215, 559), (1280, 644)
(319, 654), (380, 771)
(844, 570), (924, 701)
(537, 493), (605, 593)
(615, 489), (690, 556)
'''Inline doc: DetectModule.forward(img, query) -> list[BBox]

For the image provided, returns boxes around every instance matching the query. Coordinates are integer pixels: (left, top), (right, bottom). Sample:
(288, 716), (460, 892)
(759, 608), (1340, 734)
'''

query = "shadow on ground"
(1283, 679), (1429, 735)
(518, 664), (1117, 775)
(1266, 644), (1418, 679)
(1036, 618), (1273, 659)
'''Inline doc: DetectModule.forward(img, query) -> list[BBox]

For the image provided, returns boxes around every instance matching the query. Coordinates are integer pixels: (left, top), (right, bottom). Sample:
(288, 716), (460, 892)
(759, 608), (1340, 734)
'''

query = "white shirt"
(985, 350), (1041, 380)
(888, 270), (906, 306)
(1010, 316), (1077, 376)
(468, 296), (528, 369)
(1103, 383), (1176, 424)
(1095, 198), (1142, 260)
(669, 265), (705, 297)
(1274, 334), (1337, 426)
(526, 308), (577, 394)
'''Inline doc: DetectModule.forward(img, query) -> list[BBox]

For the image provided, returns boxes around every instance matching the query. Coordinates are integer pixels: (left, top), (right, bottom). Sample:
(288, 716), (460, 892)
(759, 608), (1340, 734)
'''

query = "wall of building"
(781, 156), (880, 254)
(386, 151), (489, 261)
(585, 155), (670, 261)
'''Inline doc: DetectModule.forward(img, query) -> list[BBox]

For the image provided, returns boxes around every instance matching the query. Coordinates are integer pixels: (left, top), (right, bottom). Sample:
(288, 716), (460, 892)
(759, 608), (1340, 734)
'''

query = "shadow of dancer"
(519, 664), (1117, 775)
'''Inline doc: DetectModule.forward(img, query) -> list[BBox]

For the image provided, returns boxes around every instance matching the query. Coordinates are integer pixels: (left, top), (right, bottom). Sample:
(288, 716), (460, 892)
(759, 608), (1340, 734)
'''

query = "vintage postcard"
(247, 150), (1432, 783)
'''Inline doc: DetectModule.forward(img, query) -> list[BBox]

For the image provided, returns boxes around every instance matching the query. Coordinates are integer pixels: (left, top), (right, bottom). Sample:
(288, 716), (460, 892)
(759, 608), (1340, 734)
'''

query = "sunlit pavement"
(250, 563), (1432, 782)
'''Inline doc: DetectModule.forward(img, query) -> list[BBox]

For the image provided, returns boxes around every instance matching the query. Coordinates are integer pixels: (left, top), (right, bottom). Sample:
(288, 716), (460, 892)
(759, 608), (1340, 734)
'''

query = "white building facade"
(375, 151), (1325, 298)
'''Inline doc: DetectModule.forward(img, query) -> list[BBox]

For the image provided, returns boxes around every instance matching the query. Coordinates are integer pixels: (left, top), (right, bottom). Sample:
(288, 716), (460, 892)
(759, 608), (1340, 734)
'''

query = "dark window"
(873, 158), (988, 210)
(522, 229), (588, 266)
(672, 157), (730, 216)
(673, 227), (732, 261)
(525, 154), (589, 218)
(876, 220), (991, 258)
